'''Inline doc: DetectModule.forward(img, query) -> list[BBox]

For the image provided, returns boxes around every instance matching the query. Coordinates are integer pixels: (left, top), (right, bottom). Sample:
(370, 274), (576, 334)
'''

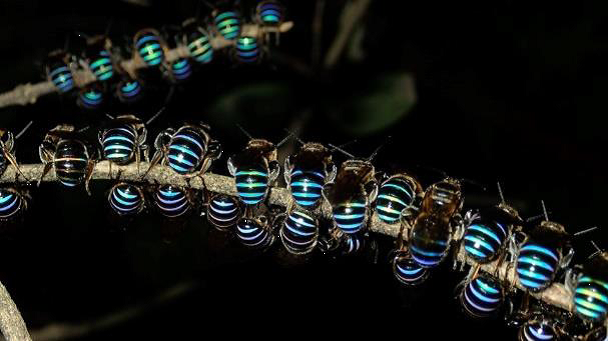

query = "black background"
(1, 0), (607, 339)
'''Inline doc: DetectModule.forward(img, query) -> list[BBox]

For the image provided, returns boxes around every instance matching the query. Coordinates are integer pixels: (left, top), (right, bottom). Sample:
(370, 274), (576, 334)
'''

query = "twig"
(0, 281), (32, 341)
(311, 0), (325, 68)
(0, 161), (574, 312)
(323, 0), (372, 68)
(0, 22), (294, 109)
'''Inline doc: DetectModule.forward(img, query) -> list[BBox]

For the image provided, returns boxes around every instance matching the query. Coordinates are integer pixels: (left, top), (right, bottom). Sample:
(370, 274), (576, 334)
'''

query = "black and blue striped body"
(167, 127), (207, 175)
(135, 31), (164, 66)
(117, 79), (143, 103)
(0, 188), (23, 220)
(516, 241), (560, 292)
(332, 197), (368, 234)
(171, 58), (192, 82)
(409, 216), (451, 268)
(257, 1), (284, 25)
(288, 169), (324, 208)
(89, 50), (114, 81)
(236, 218), (273, 248)
(461, 274), (503, 318)
(280, 210), (318, 254)
(519, 321), (557, 341)
(186, 29), (213, 64)
(48, 60), (74, 93)
(101, 125), (136, 165)
(464, 220), (508, 263)
(78, 86), (104, 109)
(393, 254), (429, 286)
(155, 185), (190, 218)
(235, 36), (260, 63)
(375, 177), (416, 223)
(214, 10), (241, 40)
(53, 140), (89, 187)
(109, 183), (144, 215)
(235, 164), (269, 205)
(342, 233), (365, 254)
(574, 276), (608, 321)
(207, 194), (240, 229)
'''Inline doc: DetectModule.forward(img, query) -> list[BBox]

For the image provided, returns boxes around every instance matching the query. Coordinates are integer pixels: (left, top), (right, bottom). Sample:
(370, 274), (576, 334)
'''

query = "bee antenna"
(14, 121), (34, 140)
(236, 124), (254, 140)
(574, 226), (599, 236)
(328, 143), (355, 159)
(276, 132), (293, 148)
(589, 241), (603, 259)
(497, 181), (505, 204)
(541, 200), (549, 221)
(199, 0), (215, 10)
(77, 126), (90, 133)
(283, 129), (304, 145)
(105, 113), (115, 120)
(367, 136), (391, 162)
(146, 106), (166, 125)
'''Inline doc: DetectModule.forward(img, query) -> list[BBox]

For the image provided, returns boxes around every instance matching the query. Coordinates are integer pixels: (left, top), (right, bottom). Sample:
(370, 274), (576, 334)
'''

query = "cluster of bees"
(43, 0), (285, 110)
(1, 116), (607, 340)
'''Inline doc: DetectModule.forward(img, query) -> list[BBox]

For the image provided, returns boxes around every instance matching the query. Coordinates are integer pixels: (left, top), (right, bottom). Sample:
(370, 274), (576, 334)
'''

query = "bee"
(206, 193), (241, 231)
(456, 266), (504, 318)
(279, 208), (319, 255)
(81, 35), (116, 82)
(374, 172), (423, 224)
(227, 128), (287, 207)
(1, 121), (33, 181)
(284, 139), (336, 209)
(144, 122), (221, 179)
(212, 3), (242, 41)
(0, 187), (30, 222)
(515, 203), (573, 293)
(108, 182), (146, 216)
(38, 125), (97, 193)
(116, 76), (144, 103)
(408, 177), (463, 268)
(167, 57), (193, 83)
(255, 0), (285, 44)
(133, 28), (167, 67)
(235, 216), (275, 249)
(234, 36), (261, 64)
(519, 316), (559, 341)
(569, 244), (608, 322)
(45, 50), (75, 93)
(392, 251), (430, 286)
(77, 82), (105, 110)
(181, 18), (214, 64)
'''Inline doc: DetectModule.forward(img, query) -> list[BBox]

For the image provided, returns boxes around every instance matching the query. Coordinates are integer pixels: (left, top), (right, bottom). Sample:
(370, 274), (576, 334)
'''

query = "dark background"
(0, 0), (607, 339)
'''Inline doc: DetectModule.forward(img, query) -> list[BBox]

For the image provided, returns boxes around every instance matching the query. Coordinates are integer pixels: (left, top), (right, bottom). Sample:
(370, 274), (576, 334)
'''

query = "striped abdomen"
(393, 254), (429, 286)
(516, 242), (559, 292)
(342, 234), (365, 254)
(235, 36), (260, 63)
(171, 58), (192, 82)
(117, 79), (143, 103)
(289, 169), (324, 207)
(207, 194), (240, 230)
(463, 220), (507, 263)
(375, 177), (416, 223)
(332, 198), (368, 234)
(48, 63), (74, 93)
(89, 50), (114, 81)
(0, 188), (23, 220)
(257, 1), (284, 25)
(135, 32), (164, 66)
(214, 11), (241, 40)
(574, 276), (608, 321)
(519, 321), (557, 341)
(236, 218), (273, 248)
(280, 210), (318, 254)
(187, 31), (213, 64)
(109, 183), (144, 215)
(155, 185), (190, 218)
(102, 126), (136, 165)
(409, 217), (451, 268)
(78, 87), (104, 109)
(167, 127), (206, 175)
(53, 140), (89, 187)
(460, 274), (503, 318)
(235, 166), (268, 205)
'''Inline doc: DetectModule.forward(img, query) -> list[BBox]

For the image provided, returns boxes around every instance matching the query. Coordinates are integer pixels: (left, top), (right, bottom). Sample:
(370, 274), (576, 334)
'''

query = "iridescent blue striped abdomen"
(280, 210), (318, 254)
(332, 197), (368, 234)
(257, 1), (284, 25)
(519, 320), (557, 341)
(516, 241), (560, 292)
(236, 218), (273, 248)
(214, 11), (241, 40)
(342, 233), (365, 254)
(155, 185), (190, 218)
(101, 126), (136, 165)
(78, 86), (104, 109)
(235, 36), (260, 63)
(109, 183), (144, 215)
(0, 188), (23, 220)
(187, 30), (213, 64)
(89, 50), (114, 81)
(289, 169), (324, 207)
(464, 220), (507, 263)
(235, 165), (268, 205)
(53, 140), (89, 187)
(409, 216), (451, 268)
(167, 127), (206, 175)
(461, 274), (503, 318)
(117, 79), (143, 103)
(135, 31), (164, 66)
(171, 58), (192, 82)
(48, 62), (74, 93)
(375, 177), (416, 223)
(207, 194), (240, 230)
(392, 254), (429, 286)
(574, 276), (608, 321)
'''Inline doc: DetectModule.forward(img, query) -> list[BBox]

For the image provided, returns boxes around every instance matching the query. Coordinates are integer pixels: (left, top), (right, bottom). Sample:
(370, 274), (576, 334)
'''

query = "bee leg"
(140, 150), (163, 180)
(84, 160), (96, 196)
(37, 163), (53, 187)
(135, 146), (141, 176)
(4, 150), (29, 182)
(108, 161), (113, 179)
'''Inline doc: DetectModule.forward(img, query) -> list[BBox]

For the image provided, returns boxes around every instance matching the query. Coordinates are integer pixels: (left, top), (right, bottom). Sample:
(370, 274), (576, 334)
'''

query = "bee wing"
(283, 155), (292, 185)
(268, 160), (280, 185)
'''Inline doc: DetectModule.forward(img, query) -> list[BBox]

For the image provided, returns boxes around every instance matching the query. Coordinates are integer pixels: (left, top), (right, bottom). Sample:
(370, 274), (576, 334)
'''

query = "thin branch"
(0, 281), (32, 341)
(0, 22), (294, 109)
(323, 0), (372, 68)
(0, 161), (573, 313)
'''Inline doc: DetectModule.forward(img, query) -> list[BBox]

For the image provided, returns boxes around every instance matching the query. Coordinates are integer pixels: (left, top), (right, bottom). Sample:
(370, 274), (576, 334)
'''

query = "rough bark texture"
(0, 282), (32, 341)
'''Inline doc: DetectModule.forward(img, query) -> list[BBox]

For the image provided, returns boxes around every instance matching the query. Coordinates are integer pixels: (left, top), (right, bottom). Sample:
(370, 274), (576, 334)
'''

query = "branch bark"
(0, 282), (32, 341)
